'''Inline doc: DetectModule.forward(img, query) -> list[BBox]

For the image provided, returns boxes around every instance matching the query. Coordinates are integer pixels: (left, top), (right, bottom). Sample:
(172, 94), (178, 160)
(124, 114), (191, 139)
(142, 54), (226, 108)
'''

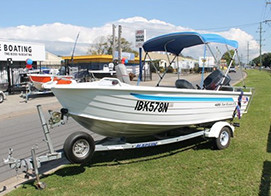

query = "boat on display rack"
(51, 32), (253, 138)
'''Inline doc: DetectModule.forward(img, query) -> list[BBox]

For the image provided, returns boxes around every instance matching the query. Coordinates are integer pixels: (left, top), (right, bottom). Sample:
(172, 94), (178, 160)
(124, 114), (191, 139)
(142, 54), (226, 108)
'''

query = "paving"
(0, 71), (245, 195)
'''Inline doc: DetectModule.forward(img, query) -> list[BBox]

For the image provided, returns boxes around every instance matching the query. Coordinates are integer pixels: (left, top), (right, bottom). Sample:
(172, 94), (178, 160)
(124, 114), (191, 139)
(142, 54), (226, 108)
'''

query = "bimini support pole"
(156, 39), (176, 86)
(177, 55), (180, 80)
(146, 52), (162, 79)
(206, 44), (218, 65)
(156, 55), (177, 86)
(217, 49), (237, 91)
(200, 44), (207, 89)
(235, 49), (245, 87)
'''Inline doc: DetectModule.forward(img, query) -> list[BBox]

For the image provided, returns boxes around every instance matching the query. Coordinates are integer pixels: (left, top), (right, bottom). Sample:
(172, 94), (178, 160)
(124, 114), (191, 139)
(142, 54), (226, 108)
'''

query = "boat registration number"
(134, 100), (169, 113)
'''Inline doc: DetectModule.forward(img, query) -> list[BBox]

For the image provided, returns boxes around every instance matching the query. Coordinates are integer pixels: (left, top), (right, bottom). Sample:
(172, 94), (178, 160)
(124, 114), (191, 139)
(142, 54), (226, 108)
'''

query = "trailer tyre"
(0, 94), (4, 103)
(64, 132), (95, 164)
(215, 127), (231, 150)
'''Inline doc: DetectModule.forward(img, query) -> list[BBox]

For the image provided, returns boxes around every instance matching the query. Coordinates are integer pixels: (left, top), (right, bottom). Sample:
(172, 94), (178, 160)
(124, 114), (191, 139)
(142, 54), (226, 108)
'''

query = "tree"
(252, 53), (271, 67)
(221, 50), (236, 66)
(88, 35), (138, 56)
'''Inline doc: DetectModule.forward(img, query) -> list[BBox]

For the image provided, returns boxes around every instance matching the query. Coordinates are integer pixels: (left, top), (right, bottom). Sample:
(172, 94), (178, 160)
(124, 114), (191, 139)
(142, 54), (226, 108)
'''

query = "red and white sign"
(135, 30), (146, 48)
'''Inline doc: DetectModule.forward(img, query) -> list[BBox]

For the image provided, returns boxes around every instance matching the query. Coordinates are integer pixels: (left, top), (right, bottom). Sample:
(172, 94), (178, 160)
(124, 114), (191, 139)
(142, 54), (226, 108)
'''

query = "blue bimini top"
(142, 32), (238, 56)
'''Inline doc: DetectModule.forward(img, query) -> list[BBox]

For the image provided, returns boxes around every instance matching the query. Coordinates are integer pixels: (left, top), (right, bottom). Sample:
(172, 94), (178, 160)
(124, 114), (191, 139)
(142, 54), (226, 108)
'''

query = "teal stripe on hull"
(131, 93), (234, 102)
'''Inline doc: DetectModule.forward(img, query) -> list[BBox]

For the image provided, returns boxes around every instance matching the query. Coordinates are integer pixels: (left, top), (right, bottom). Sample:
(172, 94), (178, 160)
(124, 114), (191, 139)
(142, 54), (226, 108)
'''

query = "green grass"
(7, 70), (271, 196)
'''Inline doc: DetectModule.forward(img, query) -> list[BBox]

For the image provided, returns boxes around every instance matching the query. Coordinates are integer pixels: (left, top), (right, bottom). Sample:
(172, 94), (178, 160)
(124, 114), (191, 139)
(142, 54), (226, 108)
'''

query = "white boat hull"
(52, 78), (252, 137)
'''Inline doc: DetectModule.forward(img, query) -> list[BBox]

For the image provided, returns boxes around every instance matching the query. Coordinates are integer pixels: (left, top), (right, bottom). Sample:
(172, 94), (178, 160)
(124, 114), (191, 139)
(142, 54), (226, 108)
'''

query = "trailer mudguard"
(204, 121), (235, 138)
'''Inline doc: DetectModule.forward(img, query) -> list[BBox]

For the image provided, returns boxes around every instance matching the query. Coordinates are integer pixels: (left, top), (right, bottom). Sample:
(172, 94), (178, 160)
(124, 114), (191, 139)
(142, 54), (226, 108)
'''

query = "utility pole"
(118, 25), (122, 63)
(112, 24), (116, 61)
(257, 22), (264, 68)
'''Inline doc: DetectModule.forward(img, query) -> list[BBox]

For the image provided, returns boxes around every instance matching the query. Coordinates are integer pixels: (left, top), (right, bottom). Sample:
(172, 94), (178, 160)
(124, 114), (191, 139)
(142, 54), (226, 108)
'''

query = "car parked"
(0, 91), (6, 103)
(229, 66), (236, 73)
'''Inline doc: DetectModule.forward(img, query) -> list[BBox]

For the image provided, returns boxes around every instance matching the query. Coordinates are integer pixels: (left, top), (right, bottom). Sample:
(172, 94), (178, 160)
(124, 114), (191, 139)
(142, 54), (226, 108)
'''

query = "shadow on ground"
(55, 136), (213, 176)
(19, 132), (216, 189)
(258, 123), (271, 196)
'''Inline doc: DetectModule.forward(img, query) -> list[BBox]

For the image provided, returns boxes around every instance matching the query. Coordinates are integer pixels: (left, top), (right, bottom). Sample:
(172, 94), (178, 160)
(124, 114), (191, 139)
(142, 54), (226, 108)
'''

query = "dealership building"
(0, 39), (62, 93)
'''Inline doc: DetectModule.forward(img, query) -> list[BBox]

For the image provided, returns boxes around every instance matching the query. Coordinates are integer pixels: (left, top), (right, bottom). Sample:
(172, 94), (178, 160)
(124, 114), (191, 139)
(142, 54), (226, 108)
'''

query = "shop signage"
(0, 40), (45, 61)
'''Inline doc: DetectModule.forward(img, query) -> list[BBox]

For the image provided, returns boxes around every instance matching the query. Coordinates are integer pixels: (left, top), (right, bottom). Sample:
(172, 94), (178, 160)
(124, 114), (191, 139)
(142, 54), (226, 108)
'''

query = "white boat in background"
(28, 74), (74, 90)
(88, 63), (116, 78)
(51, 32), (253, 138)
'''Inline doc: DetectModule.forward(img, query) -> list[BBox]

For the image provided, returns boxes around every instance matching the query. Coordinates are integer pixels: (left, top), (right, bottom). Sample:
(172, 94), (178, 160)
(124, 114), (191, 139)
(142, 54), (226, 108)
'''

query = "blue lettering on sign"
(136, 142), (158, 148)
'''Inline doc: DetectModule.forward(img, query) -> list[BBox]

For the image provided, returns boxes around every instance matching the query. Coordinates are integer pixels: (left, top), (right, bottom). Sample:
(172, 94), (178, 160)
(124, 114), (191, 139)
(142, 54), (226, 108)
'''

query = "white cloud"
(0, 16), (259, 61)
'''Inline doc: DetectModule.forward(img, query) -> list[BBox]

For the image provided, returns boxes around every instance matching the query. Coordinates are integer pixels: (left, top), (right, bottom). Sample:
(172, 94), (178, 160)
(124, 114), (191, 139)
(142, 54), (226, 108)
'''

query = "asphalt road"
(0, 70), (245, 193)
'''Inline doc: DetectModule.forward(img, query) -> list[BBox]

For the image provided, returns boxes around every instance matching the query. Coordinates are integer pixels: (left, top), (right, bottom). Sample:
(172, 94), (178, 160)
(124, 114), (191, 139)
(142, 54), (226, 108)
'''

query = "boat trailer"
(3, 105), (236, 190)
(20, 83), (53, 102)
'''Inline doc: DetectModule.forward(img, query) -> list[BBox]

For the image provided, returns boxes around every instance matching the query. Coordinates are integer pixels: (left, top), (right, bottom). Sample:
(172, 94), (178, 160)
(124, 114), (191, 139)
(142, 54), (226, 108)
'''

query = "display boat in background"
(51, 32), (253, 138)
(28, 74), (74, 90)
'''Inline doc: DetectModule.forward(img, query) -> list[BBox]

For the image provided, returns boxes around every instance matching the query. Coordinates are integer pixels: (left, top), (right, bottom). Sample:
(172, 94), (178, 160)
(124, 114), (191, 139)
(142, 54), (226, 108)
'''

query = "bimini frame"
(141, 32), (243, 89)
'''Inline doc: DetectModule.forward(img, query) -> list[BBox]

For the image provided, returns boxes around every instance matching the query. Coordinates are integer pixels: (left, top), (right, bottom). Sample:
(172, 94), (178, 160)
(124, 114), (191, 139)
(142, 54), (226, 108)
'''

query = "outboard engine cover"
(204, 69), (231, 90)
(175, 79), (195, 89)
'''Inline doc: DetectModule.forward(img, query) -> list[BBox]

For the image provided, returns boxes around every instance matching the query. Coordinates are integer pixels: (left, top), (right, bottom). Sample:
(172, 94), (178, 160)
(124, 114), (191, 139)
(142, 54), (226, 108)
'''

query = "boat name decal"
(136, 142), (158, 148)
(215, 102), (235, 107)
(134, 100), (169, 113)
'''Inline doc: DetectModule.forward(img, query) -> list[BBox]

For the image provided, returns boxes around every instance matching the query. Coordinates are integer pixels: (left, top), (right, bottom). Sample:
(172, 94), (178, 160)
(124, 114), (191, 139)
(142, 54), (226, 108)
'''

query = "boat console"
(175, 79), (195, 89)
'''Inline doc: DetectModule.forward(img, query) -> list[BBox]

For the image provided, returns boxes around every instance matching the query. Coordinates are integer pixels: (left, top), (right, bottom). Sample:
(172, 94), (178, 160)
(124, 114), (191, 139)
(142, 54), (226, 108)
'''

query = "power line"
(195, 22), (260, 31)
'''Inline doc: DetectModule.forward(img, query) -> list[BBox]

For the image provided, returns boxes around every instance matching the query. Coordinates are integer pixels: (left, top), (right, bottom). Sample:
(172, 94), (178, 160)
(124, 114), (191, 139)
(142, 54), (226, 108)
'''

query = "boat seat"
(175, 79), (195, 89)
(219, 86), (234, 91)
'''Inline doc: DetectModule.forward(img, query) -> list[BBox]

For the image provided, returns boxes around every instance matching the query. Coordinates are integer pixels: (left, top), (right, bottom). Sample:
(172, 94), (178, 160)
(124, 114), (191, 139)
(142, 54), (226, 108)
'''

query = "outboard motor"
(175, 79), (195, 89)
(73, 70), (90, 82)
(203, 69), (231, 90)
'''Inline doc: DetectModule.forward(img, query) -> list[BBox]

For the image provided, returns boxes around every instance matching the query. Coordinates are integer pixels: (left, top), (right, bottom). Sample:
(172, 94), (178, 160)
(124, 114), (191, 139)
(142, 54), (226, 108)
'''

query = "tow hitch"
(3, 105), (68, 190)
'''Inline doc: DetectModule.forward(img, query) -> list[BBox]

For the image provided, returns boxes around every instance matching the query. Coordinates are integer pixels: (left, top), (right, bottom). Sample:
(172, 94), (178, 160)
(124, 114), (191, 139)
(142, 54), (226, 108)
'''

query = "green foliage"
(221, 50), (235, 66)
(193, 63), (200, 73)
(252, 53), (271, 67)
(149, 60), (160, 73)
(166, 65), (174, 73)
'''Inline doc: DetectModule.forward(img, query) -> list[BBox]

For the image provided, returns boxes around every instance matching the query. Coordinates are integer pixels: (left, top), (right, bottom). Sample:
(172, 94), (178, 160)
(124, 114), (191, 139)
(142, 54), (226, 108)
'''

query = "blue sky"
(0, 0), (269, 58)
(1, 0), (266, 32)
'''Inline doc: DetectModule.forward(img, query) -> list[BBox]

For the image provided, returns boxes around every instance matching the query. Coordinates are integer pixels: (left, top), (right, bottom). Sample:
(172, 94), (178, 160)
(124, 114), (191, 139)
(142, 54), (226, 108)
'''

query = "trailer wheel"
(64, 132), (95, 164)
(0, 93), (4, 103)
(215, 127), (231, 150)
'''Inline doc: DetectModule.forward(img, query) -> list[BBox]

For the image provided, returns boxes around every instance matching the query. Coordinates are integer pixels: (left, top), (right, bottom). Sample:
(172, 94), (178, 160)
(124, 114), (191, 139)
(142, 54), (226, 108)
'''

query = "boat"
(28, 73), (74, 90)
(51, 32), (253, 138)
(0, 82), (8, 92)
(88, 63), (116, 78)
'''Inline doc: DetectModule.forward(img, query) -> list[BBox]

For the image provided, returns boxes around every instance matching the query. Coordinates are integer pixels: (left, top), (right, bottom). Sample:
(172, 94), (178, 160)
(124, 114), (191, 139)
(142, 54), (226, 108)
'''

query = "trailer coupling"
(2, 105), (67, 189)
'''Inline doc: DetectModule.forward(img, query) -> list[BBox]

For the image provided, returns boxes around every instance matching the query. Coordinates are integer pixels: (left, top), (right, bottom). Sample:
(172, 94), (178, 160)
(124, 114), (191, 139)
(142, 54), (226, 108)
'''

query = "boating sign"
(0, 40), (45, 61)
